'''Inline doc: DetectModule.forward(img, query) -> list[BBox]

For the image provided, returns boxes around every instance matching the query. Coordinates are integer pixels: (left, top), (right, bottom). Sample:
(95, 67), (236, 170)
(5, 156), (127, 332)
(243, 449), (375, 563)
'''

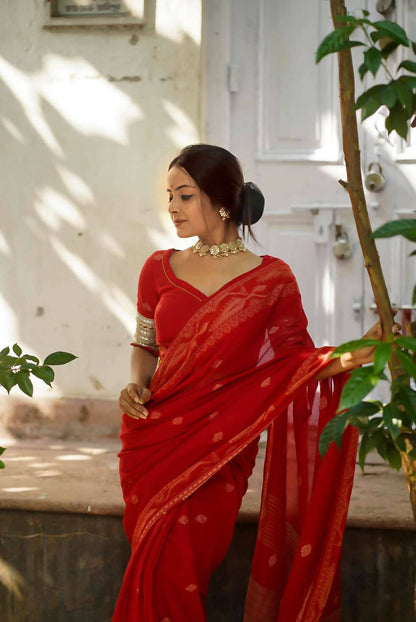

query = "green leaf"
(381, 82), (399, 108)
(0, 447), (6, 457)
(396, 350), (416, 381)
(31, 365), (55, 386)
(16, 371), (33, 397)
(395, 385), (416, 422)
(362, 9), (370, 17)
(398, 75), (416, 88)
(359, 430), (384, 471)
(333, 412), (350, 448)
(372, 219), (416, 242)
(370, 30), (385, 44)
(374, 342), (391, 375)
(316, 25), (364, 63)
(346, 400), (383, 417)
(412, 41), (416, 55)
(339, 366), (381, 411)
(359, 62), (369, 80)
(372, 20), (409, 47)
(350, 414), (383, 431)
(398, 59), (416, 74)
(408, 448), (416, 459)
(43, 351), (77, 366)
(319, 419), (335, 458)
(376, 434), (389, 461)
(0, 370), (18, 393)
(412, 284), (416, 306)
(381, 40), (400, 59)
(394, 434), (407, 453)
(386, 442), (402, 471)
(0, 460), (5, 470)
(386, 102), (410, 139)
(383, 402), (402, 440)
(395, 336), (416, 350)
(332, 339), (382, 356)
(12, 343), (22, 357)
(396, 80), (415, 114)
(355, 85), (388, 121)
(22, 354), (40, 365)
(364, 46), (382, 76)
(0, 347), (10, 359)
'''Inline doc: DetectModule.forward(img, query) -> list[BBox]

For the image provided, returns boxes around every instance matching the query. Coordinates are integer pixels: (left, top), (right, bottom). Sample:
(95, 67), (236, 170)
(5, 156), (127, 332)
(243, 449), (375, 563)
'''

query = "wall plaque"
(44, 0), (145, 27)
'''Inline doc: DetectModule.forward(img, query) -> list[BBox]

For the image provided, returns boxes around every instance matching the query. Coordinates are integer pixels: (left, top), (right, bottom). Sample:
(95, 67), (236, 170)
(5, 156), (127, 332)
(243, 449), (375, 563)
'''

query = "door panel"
(203, 0), (416, 347)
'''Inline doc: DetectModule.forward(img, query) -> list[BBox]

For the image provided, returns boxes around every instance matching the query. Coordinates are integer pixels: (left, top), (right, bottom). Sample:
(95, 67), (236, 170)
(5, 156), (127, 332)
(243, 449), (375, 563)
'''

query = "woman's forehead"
(167, 165), (196, 189)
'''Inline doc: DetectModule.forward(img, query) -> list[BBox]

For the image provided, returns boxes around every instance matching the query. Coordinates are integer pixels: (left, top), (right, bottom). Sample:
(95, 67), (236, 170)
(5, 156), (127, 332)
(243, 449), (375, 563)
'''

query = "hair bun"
(238, 182), (265, 226)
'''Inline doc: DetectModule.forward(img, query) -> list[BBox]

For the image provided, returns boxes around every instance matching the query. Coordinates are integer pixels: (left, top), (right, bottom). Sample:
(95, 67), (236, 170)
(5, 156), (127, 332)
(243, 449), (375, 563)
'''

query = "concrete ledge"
(0, 396), (120, 441)
(0, 439), (414, 529)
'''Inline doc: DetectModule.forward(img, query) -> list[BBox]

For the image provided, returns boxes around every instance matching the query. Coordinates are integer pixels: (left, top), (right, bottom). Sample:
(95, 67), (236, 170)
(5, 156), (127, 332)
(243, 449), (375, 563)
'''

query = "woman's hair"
(168, 144), (264, 239)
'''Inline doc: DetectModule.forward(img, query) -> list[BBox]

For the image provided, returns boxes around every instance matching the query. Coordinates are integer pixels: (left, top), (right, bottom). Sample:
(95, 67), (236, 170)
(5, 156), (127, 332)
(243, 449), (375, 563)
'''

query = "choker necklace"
(192, 238), (246, 258)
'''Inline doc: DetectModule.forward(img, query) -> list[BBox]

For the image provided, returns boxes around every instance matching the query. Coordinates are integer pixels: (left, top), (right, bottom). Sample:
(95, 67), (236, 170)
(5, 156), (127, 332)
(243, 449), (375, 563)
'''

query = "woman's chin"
(176, 231), (194, 239)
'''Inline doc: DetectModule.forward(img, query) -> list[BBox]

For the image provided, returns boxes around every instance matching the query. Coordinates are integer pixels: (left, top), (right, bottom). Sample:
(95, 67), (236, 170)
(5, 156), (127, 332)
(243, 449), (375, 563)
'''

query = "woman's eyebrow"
(166, 185), (196, 192)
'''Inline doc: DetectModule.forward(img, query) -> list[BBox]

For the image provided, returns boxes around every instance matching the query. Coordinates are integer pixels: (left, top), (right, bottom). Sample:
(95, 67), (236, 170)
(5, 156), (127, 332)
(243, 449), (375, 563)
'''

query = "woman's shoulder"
(138, 249), (171, 281)
(141, 248), (171, 267)
(262, 254), (297, 281)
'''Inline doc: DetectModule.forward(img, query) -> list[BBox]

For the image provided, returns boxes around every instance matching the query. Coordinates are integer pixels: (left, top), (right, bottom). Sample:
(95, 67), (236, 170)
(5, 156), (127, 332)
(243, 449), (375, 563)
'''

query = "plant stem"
(330, 0), (394, 343)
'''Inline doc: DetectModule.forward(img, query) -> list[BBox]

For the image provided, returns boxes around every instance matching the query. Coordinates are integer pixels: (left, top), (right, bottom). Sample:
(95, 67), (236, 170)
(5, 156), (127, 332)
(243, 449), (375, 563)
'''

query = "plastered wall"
(0, 0), (202, 408)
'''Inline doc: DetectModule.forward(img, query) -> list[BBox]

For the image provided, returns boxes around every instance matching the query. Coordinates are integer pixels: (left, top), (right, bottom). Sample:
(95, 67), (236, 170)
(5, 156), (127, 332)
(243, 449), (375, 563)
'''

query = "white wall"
(0, 0), (202, 402)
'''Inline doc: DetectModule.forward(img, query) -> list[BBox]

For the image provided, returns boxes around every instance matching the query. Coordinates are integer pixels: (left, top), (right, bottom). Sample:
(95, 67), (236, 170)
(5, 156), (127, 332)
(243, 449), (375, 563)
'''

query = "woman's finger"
(120, 401), (148, 420)
(127, 385), (141, 403)
(119, 392), (148, 418)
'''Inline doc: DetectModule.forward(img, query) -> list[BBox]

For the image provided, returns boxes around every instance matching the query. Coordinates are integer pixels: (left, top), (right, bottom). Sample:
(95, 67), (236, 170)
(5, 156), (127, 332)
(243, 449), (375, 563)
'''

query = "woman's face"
(166, 165), (221, 239)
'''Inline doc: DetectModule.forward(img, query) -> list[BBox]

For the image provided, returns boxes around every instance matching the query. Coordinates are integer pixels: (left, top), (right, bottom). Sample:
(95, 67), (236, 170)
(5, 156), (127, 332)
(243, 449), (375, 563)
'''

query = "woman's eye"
(181, 194), (192, 201)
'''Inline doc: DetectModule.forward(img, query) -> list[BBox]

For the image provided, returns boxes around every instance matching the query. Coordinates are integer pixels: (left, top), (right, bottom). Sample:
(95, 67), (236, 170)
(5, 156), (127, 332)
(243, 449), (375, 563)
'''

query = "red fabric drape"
(114, 257), (358, 621)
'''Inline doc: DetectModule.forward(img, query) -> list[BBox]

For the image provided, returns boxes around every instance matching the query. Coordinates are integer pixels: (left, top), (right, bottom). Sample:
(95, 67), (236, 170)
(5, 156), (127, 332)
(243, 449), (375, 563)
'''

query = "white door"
(202, 0), (416, 348)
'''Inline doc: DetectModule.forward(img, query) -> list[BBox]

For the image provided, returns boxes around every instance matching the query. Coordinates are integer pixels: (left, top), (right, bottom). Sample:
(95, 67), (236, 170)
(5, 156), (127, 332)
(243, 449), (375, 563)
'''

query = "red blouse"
(135, 249), (273, 358)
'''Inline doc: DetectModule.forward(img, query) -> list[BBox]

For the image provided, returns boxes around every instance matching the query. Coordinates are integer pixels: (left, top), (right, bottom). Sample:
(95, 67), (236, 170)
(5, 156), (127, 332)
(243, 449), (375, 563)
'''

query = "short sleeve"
(131, 252), (162, 356)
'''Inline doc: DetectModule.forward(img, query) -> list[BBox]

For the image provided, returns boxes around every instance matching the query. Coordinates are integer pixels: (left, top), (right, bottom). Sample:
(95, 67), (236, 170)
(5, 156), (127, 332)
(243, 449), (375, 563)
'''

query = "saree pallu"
(114, 257), (358, 621)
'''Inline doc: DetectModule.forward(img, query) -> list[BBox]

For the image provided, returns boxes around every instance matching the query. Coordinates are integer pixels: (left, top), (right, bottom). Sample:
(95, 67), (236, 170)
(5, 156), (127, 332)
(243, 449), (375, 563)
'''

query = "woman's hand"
(346, 317), (401, 367)
(119, 383), (152, 420)
(317, 315), (401, 380)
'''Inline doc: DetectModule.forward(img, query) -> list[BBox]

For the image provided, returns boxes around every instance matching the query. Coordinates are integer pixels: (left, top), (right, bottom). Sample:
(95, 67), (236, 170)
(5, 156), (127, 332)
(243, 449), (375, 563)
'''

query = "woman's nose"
(168, 200), (178, 214)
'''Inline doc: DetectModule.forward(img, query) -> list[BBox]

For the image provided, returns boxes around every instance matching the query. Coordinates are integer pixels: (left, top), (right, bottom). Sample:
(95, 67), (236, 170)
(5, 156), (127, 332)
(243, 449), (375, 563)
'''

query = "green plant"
(0, 344), (77, 468)
(317, 9), (416, 138)
(316, 2), (416, 518)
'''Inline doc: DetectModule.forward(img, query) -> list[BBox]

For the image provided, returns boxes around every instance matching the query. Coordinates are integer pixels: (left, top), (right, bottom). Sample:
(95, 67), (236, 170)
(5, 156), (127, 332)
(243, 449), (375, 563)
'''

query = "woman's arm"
(316, 351), (364, 380)
(130, 345), (158, 387)
(316, 318), (400, 380)
(119, 346), (158, 419)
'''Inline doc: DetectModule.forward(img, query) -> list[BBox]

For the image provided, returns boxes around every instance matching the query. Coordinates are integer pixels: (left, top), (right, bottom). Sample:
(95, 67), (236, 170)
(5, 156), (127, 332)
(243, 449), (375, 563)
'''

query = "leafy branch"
(317, 9), (416, 138)
(0, 344), (77, 469)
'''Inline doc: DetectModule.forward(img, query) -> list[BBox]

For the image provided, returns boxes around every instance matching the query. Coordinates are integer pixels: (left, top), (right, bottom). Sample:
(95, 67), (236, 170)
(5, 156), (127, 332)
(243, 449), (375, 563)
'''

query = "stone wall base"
(1, 509), (415, 621)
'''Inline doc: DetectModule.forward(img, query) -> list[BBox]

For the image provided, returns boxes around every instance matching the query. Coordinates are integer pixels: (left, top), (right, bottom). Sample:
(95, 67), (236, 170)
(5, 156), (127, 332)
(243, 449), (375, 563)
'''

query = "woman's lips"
(174, 220), (186, 226)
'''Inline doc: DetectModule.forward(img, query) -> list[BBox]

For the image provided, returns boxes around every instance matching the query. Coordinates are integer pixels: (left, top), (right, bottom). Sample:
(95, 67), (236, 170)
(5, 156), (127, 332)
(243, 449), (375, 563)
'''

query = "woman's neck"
(197, 225), (240, 246)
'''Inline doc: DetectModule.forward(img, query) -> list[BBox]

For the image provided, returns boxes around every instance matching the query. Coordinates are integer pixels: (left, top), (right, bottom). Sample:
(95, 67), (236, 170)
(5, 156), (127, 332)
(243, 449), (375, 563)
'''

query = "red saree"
(114, 252), (358, 621)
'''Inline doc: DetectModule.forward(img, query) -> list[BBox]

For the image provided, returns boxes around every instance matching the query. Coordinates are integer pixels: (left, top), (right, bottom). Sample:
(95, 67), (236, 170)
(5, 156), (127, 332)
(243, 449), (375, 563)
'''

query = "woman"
(114, 144), (393, 621)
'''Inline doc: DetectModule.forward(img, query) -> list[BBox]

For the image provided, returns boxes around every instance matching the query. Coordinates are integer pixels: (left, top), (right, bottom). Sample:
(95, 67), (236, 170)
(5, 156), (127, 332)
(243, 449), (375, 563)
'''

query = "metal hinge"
(227, 64), (240, 93)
